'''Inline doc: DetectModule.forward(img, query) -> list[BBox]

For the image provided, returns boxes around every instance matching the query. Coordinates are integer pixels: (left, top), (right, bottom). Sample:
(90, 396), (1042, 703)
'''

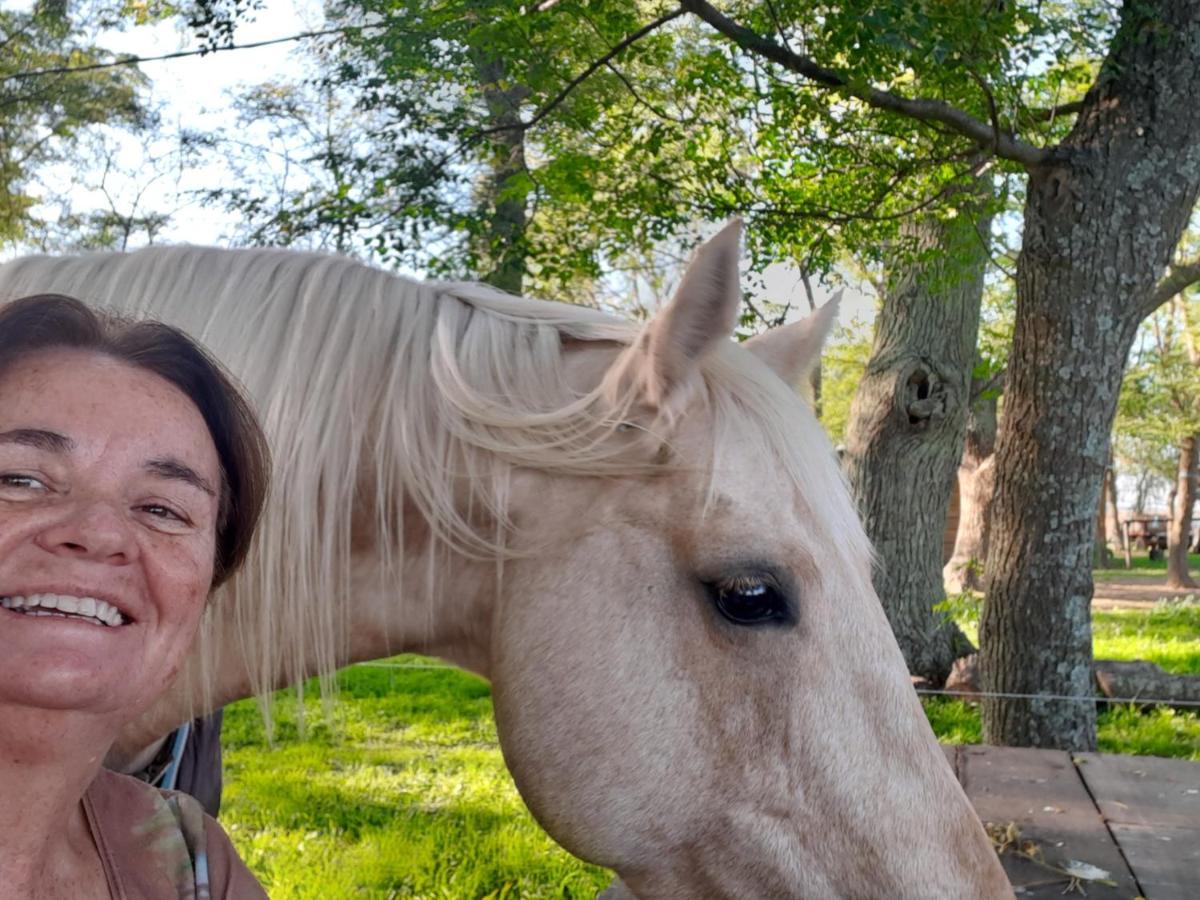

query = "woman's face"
(0, 349), (221, 723)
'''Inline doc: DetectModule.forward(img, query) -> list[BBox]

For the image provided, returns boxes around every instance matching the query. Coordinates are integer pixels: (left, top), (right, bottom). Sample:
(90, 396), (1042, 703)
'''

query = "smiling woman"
(0, 294), (269, 899)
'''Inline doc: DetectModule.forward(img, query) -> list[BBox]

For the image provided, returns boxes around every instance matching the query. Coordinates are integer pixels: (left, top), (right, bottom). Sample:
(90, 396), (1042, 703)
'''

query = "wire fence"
(913, 686), (1200, 709)
(348, 660), (1200, 709)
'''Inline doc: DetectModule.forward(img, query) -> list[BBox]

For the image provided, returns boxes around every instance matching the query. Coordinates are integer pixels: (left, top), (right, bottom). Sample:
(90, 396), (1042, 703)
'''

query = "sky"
(2, 0), (324, 250)
(3, 0), (875, 327)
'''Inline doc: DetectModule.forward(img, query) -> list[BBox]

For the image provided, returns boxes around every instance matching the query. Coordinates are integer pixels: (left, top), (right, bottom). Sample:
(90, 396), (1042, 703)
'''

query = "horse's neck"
(110, 536), (497, 763)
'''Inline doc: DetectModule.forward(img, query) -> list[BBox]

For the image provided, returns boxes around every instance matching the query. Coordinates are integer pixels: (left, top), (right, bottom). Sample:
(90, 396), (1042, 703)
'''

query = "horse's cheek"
(489, 544), (707, 870)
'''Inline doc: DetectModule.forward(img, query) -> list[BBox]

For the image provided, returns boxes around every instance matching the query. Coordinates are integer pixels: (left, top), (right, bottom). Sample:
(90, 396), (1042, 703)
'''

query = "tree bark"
(1104, 456), (1121, 555)
(980, 0), (1200, 750)
(1094, 467), (1114, 569)
(469, 44), (530, 294)
(944, 382), (998, 593)
(809, 358), (823, 419)
(801, 270), (824, 418)
(1166, 433), (1198, 588)
(1094, 456), (1119, 568)
(844, 187), (988, 684)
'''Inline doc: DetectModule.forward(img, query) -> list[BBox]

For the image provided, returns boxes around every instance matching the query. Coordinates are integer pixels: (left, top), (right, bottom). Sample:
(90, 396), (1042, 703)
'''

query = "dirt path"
(1092, 574), (1198, 610)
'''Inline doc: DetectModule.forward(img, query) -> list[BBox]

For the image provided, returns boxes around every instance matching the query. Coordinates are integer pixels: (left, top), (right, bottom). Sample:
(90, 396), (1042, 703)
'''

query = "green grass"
(222, 663), (610, 898)
(923, 600), (1200, 762)
(1093, 602), (1200, 674)
(1093, 549), (1200, 579)
(221, 605), (1199, 895)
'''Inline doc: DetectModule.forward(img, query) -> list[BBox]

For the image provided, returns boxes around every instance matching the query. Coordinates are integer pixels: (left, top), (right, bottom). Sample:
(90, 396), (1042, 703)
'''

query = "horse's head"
(489, 223), (1011, 897)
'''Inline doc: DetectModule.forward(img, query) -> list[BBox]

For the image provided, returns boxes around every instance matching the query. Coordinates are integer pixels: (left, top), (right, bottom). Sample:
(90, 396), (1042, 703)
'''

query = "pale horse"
(0, 223), (1013, 898)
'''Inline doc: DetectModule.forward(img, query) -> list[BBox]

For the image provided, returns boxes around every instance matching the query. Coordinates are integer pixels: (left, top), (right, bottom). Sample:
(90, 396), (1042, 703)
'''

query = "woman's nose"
(35, 500), (139, 565)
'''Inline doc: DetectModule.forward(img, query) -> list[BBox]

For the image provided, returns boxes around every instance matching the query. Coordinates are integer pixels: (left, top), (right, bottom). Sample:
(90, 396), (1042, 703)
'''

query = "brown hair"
(0, 293), (270, 586)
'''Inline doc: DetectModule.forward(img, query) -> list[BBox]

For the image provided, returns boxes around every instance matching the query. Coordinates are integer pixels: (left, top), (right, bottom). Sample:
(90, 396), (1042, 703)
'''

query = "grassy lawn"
(221, 603), (1199, 897)
(221, 664), (610, 898)
(925, 599), (1200, 762)
(1093, 549), (1200, 580)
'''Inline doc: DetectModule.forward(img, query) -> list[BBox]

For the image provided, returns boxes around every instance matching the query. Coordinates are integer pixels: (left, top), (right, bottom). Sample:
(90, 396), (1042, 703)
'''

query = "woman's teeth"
(0, 593), (126, 627)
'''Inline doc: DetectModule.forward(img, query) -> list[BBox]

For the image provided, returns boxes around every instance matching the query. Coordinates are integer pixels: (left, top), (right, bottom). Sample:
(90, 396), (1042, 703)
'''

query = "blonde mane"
(0, 245), (867, 712)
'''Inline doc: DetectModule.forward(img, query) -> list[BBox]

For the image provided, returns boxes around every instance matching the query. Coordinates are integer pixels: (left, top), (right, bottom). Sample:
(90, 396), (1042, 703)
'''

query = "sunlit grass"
(1093, 604), (1200, 674)
(222, 662), (610, 898)
(924, 601), (1200, 761)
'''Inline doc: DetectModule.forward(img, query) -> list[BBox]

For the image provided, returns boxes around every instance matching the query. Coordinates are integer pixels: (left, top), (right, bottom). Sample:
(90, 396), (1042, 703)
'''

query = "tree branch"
(1146, 258), (1200, 317)
(482, 7), (687, 138)
(679, 0), (1051, 169)
(972, 368), (1006, 402)
(1020, 99), (1086, 125)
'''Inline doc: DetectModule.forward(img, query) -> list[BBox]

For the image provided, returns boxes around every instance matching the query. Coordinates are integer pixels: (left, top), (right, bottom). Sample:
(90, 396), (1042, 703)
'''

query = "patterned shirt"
(82, 768), (266, 899)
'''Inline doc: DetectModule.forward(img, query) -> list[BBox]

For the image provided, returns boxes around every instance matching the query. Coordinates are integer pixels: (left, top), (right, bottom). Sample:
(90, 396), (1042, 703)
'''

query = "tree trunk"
(809, 360), (823, 419)
(1094, 457), (1119, 568)
(1094, 462), (1114, 569)
(944, 382), (998, 593)
(980, 0), (1200, 750)
(801, 270), (824, 418)
(1166, 433), (1198, 588)
(1105, 456), (1121, 554)
(469, 44), (530, 294)
(844, 187), (988, 684)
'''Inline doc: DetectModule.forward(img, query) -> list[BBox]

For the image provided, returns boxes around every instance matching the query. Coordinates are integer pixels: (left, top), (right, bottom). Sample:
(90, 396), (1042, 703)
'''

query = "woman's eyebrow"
(0, 428), (74, 453)
(144, 458), (217, 497)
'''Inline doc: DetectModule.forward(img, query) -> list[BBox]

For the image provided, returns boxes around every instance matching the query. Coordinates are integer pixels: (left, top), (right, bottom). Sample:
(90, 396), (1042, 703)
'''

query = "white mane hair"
(0, 245), (868, 713)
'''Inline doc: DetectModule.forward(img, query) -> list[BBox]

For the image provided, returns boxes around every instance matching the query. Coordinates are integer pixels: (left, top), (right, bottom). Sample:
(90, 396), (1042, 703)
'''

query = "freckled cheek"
(146, 541), (216, 623)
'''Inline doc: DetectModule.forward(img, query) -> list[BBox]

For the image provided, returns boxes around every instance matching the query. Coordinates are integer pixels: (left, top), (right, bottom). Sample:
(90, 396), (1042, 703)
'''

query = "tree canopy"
(194, 1), (1115, 295)
(0, 1), (146, 246)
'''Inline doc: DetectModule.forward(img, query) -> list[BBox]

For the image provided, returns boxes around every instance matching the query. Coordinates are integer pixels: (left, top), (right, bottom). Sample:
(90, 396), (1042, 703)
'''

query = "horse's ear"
(745, 291), (841, 388)
(638, 220), (743, 409)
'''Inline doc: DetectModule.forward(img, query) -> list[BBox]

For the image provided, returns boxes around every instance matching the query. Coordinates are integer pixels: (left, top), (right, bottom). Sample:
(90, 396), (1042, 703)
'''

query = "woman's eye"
(0, 473), (46, 491)
(710, 577), (793, 626)
(140, 504), (187, 523)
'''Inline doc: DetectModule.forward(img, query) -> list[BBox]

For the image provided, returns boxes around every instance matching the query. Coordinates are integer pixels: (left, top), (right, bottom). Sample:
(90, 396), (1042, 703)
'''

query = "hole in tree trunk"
(907, 369), (931, 425)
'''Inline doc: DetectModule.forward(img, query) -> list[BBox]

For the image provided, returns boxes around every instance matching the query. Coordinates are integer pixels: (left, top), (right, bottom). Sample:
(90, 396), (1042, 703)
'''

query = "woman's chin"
(0, 609), (153, 717)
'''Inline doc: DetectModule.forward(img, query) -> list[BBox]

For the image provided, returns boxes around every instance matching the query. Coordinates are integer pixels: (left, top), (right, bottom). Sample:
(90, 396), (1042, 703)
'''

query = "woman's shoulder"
(85, 768), (267, 899)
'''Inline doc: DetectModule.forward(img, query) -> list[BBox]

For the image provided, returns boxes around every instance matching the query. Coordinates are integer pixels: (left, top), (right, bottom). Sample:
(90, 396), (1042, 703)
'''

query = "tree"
(193, 2), (1200, 739)
(945, 279), (1012, 591)
(944, 375), (1000, 593)
(22, 120), (204, 253)
(199, 0), (653, 290)
(0, 1), (145, 247)
(1116, 293), (1200, 587)
(675, 0), (1200, 750)
(842, 190), (990, 682)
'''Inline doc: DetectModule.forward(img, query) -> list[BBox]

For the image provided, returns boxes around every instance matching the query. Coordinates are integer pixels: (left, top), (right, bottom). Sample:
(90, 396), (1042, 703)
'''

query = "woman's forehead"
(0, 348), (220, 482)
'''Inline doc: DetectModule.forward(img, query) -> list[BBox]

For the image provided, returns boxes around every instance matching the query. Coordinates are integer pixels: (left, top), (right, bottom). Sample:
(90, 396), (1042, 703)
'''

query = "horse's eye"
(710, 576), (792, 626)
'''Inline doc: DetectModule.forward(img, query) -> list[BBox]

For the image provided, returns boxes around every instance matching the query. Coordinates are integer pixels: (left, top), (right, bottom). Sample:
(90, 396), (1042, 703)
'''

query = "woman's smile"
(1, 592), (130, 626)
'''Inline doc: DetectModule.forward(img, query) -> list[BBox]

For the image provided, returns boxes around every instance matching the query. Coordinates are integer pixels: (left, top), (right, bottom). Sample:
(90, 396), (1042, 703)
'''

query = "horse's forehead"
(669, 425), (808, 525)
(561, 338), (625, 390)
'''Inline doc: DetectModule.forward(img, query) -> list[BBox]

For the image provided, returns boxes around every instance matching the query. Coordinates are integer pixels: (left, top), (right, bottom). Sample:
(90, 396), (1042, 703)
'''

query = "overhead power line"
(1, 25), (355, 84)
